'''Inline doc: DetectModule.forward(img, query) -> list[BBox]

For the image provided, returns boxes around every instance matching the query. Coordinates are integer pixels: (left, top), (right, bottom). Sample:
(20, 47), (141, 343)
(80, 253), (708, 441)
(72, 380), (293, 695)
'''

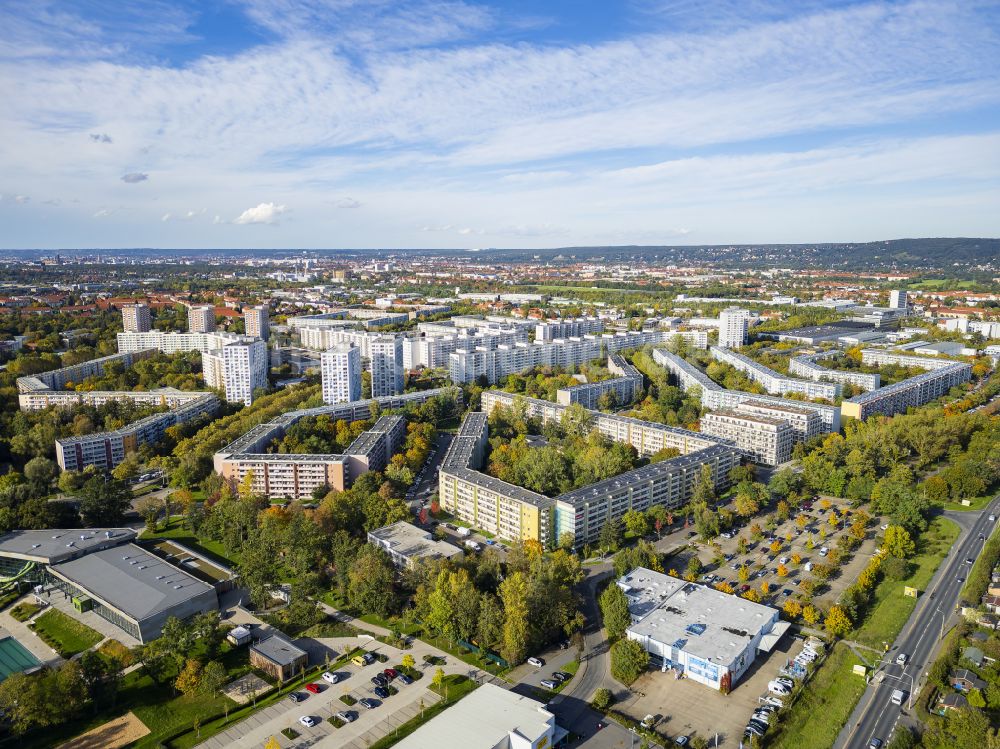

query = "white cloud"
(161, 212), (171, 221)
(329, 196), (361, 209)
(93, 207), (117, 217)
(233, 202), (287, 225)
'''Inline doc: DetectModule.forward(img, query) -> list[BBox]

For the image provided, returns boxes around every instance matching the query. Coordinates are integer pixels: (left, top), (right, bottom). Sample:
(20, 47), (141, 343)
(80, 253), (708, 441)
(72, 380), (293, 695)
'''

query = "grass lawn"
(768, 643), (868, 749)
(139, 517), (240, 567)
(30, 609), (102, 657)
(851, 516), (960, 649)
(365, 676), (478, 749)
(938, 494), (994, 512)
(9, 601), (41, 622)
(0, 589), (21, 612)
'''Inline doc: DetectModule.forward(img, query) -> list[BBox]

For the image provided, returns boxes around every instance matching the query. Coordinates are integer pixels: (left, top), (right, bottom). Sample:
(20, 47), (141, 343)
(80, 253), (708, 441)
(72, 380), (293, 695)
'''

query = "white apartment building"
(710, 346), (841, 400)
(701, 410), (793, 466)
(718, 307), (751, 348)
(534, 317), (605, 342)
(860, 348), (967, 370)
(734, 400), (821, 444)
(889, 289), (908, 309)
(369, 335), (404, 397)
(321, 344), (362, 404)
(188, 305), (216, 333)
(555, 354), (643, 408)
(202, 339), (268, 405)
(121, 303), (151, 333)
(842, 360), (972, 420)
(244, 305), (269, 340)
(789, 352), (880, 391)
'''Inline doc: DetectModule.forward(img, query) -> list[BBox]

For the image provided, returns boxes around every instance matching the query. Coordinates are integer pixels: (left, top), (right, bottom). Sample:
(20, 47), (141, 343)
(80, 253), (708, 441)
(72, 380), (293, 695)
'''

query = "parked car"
(384, 668), (399, 680)
(304, 683), (321, 694)
(768, 680), (791, 695)
(289, 692), (304, 703)
(359, 698), (378, 709)
(541, 679), (559, 689)
(299, 715), (317, 728)
(552, 671), (571, 682)
(675, 736), (689, 746)
(373, 686), (390, 699)
(397, 674), (413, 685)
(868, 739), (883, 749)
(371, 674), (388, 687)
(527, 657), (545, 668)
(322, 671), (340, 684)
(337, 711), (357, 723)
(776, 677), (794, 689)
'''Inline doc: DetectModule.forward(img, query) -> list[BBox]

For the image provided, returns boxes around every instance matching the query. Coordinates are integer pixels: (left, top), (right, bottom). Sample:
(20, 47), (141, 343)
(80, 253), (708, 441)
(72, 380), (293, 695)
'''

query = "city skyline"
(2, 0), (999, 249)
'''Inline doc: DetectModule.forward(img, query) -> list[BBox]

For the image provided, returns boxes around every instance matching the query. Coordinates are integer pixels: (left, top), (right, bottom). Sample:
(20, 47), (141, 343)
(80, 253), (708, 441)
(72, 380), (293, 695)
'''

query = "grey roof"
(0, 528), (135, 564)
(252, 634), (308, 665)
(48, 543), (215, 622)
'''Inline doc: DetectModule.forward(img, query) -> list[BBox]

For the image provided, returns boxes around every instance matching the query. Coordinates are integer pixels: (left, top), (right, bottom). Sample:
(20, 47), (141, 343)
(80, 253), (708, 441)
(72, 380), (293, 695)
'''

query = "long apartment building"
(214, 388), (459, 499)
(700, 410), (793, 466)
(731, 399), (821, 444)
(859, 348), (969, 370)
(710, 346), (841, 400)
(556, 354), (643, 408)
(403, 330), (523, 369)
(449, 330), (707, 385)
(789, 352), (880, 391)
(651, 348), (841, 433)
(116, 331), (268, 405)
(16, 349), (159, 403)
(535, 317), (605, 342)
(56, 394), (219, 472)
(842, 356), (972, 420)
(440, 404), (739, 548)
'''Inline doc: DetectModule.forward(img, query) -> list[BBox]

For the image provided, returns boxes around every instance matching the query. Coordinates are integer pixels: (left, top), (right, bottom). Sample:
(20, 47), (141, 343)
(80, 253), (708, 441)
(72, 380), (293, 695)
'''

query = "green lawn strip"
(768, 643), (868, 749)
(365, 676), (477, 749)
(139, 518), (240, 567)
(851, 516), (960, 649)
(29, 609), (102, 657)
(769, 517), (959, 749)
(163, 648), (363, 749)
(418, 631), (510, 677)
(9, 601), (41, 622)
(939, 494), (994, 512)
(0, 589), (22, 612)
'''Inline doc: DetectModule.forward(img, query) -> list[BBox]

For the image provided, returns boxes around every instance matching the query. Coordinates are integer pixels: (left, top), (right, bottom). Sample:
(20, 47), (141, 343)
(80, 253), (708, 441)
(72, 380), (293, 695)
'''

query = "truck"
(890, 689), (905, 706)
(456, 526), (471, 538)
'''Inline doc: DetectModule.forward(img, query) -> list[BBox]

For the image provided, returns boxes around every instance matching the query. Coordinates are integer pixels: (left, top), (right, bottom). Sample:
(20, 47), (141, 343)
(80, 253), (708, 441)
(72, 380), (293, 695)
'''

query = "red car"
(305, 683), (321, 694)
(383, 668), (399, 680)
(740, 584), (751, 593)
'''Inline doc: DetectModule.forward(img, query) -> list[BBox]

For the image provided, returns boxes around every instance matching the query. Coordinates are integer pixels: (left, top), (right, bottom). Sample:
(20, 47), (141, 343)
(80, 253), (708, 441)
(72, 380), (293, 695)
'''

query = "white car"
(761, 695), (785, 707)
(299, 716), (318, 728)
(322, 671), (340, 684)
(895, 653), (908, 666)
(527, 657), (545, 668)
(768, 680), (790, 696)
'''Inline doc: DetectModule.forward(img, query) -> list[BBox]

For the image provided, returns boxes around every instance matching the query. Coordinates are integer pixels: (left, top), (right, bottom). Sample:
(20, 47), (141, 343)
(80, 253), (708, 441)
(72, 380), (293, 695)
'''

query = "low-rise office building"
(367, 521), (463, 569)
(701, 410), (793, 466)
(619, 568), (786, 692)
(250, 634), (309, 682)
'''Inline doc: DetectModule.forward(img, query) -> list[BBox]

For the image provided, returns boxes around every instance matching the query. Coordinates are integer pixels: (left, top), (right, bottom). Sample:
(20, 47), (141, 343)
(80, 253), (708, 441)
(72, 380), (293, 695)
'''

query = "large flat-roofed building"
(367, 521), (463, 569)
(701, 410), (793, 466)
(652, 349), (841, 433)
(393, 682), (564, 749)
(619, 568), (786, 692)
(555, 354), (643, 408)
(121, 303), (151, 333)
(16, 349), (158, 397)
(321, 344), (362, 404)
(733, 400), (821, 444)
(214, 390), (458, 499)
(842, 361), (972, 420)
(859, 348), (968, 370)
(710, 346), (841, 400)
(441, 400), (739, 548)
(0, 530), (217, 644)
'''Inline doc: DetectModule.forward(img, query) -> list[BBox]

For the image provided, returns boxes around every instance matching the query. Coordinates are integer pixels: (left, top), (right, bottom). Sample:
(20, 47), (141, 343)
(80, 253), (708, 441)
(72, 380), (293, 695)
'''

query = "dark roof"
(251, 634), (307, 666)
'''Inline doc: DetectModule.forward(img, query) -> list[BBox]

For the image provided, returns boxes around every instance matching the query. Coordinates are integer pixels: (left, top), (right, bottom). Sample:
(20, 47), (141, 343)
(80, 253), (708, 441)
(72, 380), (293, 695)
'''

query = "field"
(139, 517), (239, 567)
(30, 609), (102, 657)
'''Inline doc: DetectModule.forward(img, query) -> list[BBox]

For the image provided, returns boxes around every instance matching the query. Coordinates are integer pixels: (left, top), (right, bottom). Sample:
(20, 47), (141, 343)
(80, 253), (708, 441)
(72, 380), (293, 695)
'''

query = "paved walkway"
(0, 596), (64, 668)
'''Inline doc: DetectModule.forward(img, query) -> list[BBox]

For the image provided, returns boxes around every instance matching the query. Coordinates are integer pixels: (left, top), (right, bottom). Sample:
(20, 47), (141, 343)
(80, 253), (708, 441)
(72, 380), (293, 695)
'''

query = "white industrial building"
(321, 344), (362, 404)
(619, 568), (786, 692)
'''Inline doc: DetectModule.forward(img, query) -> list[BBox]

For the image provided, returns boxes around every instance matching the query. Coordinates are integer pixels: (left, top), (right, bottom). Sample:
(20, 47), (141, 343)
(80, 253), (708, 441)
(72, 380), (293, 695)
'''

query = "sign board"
(853, 665), (867, 677)
(904, 586), (918, 598)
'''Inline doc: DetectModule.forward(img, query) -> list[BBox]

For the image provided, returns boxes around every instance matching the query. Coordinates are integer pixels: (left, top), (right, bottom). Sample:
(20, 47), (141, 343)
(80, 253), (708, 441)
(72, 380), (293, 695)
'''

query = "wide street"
(836, 494), (1000, 749)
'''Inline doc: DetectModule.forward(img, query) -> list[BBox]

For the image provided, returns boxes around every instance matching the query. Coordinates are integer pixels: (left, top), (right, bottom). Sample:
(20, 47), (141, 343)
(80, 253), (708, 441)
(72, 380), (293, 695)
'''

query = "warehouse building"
(619, 568), (786, 692)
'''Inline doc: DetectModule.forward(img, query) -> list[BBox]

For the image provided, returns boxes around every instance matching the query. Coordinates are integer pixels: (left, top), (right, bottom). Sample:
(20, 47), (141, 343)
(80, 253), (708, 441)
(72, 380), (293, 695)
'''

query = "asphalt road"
(836, 495), (1000, 749)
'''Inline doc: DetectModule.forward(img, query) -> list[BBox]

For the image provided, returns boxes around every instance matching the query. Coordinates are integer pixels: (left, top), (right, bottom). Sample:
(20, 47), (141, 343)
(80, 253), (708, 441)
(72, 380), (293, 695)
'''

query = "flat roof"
(620, 568), (777, 668)
(251, 634), (308, 666)
(368, 522), (463, 561)
(0, 528), (135, 564)
(392, 683), (554, 749)
(48, 543), (215, 623)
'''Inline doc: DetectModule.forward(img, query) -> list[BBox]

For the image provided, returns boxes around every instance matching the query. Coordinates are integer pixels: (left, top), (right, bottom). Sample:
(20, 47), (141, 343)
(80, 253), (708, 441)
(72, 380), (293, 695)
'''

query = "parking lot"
(619, 637), (808, 746)
(676, 496), (883, 612)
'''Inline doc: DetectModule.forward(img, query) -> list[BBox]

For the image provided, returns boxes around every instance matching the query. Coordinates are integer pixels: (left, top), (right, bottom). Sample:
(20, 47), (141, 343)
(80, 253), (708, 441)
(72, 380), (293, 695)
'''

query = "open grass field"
(30, 609), (102, 657)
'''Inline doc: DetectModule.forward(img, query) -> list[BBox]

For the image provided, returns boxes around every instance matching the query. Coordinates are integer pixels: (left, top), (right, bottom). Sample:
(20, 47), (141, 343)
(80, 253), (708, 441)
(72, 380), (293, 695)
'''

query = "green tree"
(591, 687), (614, 710)
(622, 509), (650, 538)
(599, 583), (631, 641)
(499, 571), (530, 665)
(610, 638), (649, 685)
(24, 456), (58, 491)
(348, 545), (396, 617)
(199, 660), (227, 697)
(598, 517), (624, 553)
(476, 593), (505, 651)
(79, 477), (133, 526)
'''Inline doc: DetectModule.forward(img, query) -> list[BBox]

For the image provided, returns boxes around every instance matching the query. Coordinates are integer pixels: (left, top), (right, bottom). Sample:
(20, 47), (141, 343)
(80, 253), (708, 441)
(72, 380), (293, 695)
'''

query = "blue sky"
(1, 0), (999, 249)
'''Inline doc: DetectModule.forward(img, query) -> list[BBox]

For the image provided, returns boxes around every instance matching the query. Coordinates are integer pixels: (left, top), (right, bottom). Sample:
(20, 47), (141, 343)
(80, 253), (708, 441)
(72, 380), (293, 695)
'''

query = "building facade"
(718, 307), (750, 348)
(121, 303), (151, 333)
(243, 305), (269, 340)
(202, 339), (268, 405)
(187, 305), (216, 333)
(700, 410), (793, 466)
(710, 346), (841, 400)
(321, 344), (362, 404)
(369, 335), (404, 397)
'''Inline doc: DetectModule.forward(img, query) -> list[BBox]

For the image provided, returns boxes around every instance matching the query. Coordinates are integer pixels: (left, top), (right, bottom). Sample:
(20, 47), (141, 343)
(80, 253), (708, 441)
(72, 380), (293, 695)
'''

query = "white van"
(890, 689), (905, 705)
(456, 527), (471, 537)
(464, 540), (481, 552)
